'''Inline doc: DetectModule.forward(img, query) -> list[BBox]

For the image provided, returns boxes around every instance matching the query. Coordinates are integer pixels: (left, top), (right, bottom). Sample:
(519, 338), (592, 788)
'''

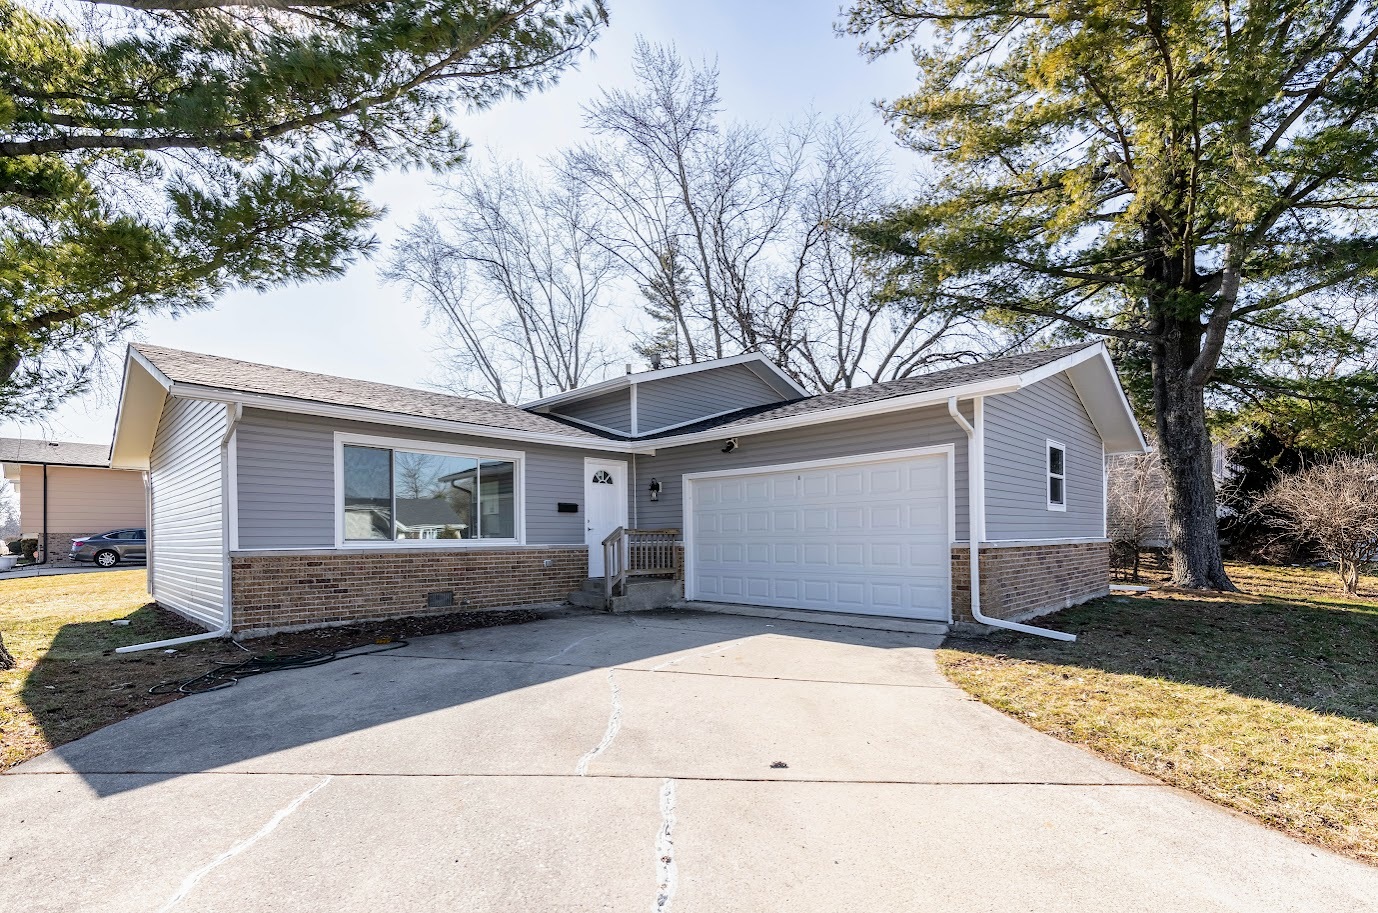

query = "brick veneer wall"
(951, 541), (1109, 623)
(230, 546), (587, 634)
(38, 532), (94, 565)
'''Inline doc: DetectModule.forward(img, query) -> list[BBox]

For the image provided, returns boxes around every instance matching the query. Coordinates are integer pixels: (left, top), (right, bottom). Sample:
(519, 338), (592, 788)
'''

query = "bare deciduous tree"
(565, 40), (976, 386)
(1257, 456), (1378, 596)
(387, 158), (615, 402)
(1107, 448), (1166, 581)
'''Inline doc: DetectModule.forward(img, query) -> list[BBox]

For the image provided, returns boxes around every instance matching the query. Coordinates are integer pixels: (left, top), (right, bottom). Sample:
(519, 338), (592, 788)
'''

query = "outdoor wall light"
(649, 478), (661, 501)
(721, 438), (739, 454)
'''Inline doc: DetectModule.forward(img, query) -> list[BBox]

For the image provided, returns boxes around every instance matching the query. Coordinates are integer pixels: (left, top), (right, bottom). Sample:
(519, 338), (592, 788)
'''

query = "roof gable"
(636, 343), (1147, 454)
(522, 353), (807, 413)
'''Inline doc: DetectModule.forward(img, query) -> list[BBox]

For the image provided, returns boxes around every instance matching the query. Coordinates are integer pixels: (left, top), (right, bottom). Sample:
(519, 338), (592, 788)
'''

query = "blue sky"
(4, 0), (920, 445)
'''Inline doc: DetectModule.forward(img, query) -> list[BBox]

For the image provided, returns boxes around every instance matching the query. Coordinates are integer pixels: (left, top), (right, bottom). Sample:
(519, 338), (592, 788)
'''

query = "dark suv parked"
(70, 529), (147, 567)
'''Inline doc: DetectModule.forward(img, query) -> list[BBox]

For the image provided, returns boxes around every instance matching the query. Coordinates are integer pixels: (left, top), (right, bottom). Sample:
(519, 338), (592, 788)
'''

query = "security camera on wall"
(721, 438), (738, 454)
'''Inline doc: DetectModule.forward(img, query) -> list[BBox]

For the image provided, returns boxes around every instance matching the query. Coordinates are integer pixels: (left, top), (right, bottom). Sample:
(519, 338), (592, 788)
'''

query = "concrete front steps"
(567, 577), (683, 613)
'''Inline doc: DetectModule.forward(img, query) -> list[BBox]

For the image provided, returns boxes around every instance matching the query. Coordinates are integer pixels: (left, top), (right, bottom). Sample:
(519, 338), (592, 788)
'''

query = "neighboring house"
(0, 438), (148, 563)
(109, 342), (1146, 636)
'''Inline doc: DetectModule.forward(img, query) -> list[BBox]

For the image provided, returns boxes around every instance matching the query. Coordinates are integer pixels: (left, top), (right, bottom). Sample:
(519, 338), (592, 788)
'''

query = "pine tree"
(0, 0), (607, 416)
(845, 0), (1378, 589)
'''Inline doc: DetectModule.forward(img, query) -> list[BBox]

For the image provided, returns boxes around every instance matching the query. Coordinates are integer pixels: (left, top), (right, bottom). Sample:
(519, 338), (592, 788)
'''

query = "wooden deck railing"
(601, 527), (681, 598)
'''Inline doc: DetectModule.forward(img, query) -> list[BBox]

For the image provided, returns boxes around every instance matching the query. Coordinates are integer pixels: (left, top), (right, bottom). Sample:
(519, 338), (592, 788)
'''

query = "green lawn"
(939, 562), (1378, 864)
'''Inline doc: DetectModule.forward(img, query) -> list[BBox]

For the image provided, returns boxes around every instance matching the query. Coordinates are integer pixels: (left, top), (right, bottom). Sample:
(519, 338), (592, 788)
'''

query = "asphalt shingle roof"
(132, 342), (1095, 445)
(0, 437), (111, 466)
(133, 344), (613, 444)
(639, 343), (1097, 439)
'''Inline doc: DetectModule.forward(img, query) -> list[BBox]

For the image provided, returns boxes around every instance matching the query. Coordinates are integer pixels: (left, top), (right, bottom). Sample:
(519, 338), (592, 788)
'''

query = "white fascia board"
(1011, 341), (1105, 387)
(1047, 343), (1149, 455)
(166, 383), (651, 454)
(739, 354), (810, 398)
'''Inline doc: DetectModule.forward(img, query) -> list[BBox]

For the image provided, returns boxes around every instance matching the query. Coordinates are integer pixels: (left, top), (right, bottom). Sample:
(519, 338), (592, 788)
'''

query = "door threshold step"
(673, 601), (949, 637)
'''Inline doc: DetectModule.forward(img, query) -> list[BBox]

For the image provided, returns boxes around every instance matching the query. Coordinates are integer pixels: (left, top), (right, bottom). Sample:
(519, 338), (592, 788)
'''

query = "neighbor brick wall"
(39, 532), (96, 565)
(230, 546), (587, 634)
(951, 541), (1109, 623)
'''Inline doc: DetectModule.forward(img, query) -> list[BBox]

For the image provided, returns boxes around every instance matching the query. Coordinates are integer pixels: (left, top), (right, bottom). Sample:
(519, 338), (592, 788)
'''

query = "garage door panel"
(689, 452), (950, 621)
(870, 465), (903, 493)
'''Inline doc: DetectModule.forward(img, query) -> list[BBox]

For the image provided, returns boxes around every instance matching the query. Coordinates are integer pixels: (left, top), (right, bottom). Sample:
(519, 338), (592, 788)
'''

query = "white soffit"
(109, 350), (172, 470)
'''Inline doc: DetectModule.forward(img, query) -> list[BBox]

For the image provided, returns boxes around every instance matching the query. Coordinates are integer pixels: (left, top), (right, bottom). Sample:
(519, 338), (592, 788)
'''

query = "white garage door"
(686, 450), (951, 621)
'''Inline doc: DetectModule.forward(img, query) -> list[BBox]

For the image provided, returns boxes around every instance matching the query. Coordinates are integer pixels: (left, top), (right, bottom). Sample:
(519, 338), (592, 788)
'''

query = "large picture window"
(340, 438), (520, 544)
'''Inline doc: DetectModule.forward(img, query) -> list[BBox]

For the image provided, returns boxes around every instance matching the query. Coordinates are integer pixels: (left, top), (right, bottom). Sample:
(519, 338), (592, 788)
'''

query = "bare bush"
(1256, 455), (1378, 595)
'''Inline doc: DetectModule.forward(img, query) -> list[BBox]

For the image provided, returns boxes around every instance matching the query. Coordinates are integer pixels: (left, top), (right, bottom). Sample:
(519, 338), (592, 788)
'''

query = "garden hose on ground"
(149, 639), (411, 695)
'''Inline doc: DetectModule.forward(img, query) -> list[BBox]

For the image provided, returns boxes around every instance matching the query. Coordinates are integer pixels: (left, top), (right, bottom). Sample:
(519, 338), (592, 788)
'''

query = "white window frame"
(1046, 438), (1067, 512)
(333, 431), (526, 548)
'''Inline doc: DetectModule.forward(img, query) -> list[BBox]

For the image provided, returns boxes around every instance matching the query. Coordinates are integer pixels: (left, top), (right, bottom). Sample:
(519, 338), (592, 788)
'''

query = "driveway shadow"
(13, 611), (938, 796)
(944, 591), (1378, 725)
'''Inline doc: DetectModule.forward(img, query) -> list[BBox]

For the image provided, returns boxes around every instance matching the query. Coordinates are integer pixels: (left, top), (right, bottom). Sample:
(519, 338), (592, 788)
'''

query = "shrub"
(1257, 455), (1378, 595)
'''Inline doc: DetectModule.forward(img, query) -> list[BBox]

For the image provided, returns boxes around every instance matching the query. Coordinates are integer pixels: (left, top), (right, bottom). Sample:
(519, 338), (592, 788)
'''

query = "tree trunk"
(0, 630), (13, 671)
(1152, 323), (1237, 591)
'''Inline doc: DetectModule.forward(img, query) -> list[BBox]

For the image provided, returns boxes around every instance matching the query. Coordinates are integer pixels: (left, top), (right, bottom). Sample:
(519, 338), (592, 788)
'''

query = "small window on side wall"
(1047, 440), (1067, 511)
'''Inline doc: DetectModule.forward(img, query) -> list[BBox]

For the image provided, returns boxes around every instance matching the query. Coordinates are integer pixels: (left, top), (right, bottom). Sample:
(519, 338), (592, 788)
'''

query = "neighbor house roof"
(394, 498), (467, 529)
(0, 437), (111, 467)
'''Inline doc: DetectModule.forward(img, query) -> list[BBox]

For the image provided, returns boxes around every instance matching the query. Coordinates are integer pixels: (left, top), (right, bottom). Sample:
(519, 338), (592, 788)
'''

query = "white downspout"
(948, 396), (1076, 642)
(117, 402), (243, 654)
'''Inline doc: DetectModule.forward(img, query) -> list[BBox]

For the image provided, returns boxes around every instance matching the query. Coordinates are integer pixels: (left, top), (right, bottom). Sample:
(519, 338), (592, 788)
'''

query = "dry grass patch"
(939, 562), (1378, 865)
(0, 570), (544, 771)
(0, 570), (241, 770)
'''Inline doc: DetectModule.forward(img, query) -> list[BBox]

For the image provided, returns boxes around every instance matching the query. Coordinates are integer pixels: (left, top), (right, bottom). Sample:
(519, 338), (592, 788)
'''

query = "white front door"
(584, 458), (629, 577)
(685, 450), (952, 621)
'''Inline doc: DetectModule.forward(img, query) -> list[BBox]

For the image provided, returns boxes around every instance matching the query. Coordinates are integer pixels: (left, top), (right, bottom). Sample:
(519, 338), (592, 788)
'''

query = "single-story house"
(109, 342), (1146, 637)
(0, 437), (148, 563)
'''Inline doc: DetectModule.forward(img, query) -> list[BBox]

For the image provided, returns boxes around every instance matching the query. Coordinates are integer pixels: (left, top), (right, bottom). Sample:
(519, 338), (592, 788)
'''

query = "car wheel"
(94, 549), (119, 568)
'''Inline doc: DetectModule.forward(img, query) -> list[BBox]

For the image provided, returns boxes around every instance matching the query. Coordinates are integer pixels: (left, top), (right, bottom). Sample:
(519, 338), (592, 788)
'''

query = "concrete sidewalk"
(2, 610), (1373, 913)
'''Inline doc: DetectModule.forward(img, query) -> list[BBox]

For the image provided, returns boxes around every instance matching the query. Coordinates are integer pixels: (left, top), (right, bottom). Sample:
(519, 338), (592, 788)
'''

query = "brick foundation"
(230, 546), (587, 634)
(951, 541), (1109, 623)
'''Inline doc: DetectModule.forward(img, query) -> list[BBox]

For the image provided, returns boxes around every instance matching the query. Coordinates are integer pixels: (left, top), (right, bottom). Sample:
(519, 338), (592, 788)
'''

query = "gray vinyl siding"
(550, 389), (631, 434)
(634, 401), (971, 540)
(637, 363), (790, 433)
(234, 409), (611, 549)
(983, 373), (1105, 540)
(149, 397), (227, 628)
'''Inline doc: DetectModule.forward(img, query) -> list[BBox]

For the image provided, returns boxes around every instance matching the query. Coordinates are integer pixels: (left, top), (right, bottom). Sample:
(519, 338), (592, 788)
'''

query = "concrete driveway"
(3, 610), (1374, 913)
